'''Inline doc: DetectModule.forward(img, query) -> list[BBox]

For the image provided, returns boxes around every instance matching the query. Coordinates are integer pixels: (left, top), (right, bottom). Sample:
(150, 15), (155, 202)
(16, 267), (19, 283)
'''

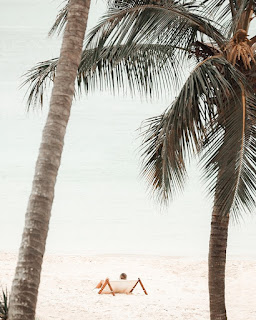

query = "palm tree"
(8, 1), (91, 319)
(23, 1), (256, 319)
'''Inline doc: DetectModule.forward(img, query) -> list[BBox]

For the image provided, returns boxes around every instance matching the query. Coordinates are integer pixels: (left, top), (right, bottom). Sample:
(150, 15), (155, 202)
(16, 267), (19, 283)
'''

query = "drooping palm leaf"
(48, 0), (69, 37)
(202, 89), (256, 220)
(22, 42), (197, 108)
(77, 43), (192, 97)
(140, 56), (250, 206)
(22, 58), (58, 109)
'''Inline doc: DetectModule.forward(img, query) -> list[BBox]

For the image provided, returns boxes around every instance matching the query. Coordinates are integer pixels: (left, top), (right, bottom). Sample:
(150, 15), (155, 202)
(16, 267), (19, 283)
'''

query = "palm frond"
(202, 88), (256, 220)
(200, 0), (233, 36)
(0, 288), (8, 320)
(201, 1), (255, 38)
(24, 0), (227, 109)
(23, 42), (196, 108)
(22, 58), (58, 109)
(85, 1), (225, 58)
(48, 0), (69, 37)
(201, 0), (231, 17)
(140, 56), (248, 203)
(78, 43), (193, 98)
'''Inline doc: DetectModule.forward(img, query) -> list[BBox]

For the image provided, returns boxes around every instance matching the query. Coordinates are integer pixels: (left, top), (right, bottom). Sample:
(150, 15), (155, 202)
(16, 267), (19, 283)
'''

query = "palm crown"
(24, 0), (256, 220)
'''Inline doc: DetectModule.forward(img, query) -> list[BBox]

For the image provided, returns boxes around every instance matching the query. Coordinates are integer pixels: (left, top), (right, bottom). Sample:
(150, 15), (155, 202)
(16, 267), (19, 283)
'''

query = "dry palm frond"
(224, 29), (256, 69)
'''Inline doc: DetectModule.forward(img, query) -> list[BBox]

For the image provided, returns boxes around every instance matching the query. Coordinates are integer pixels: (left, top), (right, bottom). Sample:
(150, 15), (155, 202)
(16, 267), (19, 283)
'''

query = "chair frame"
(98, 278), (148, 296)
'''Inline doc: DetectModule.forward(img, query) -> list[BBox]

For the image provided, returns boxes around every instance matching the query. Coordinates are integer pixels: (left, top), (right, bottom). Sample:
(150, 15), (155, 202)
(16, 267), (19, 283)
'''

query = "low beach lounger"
(98, 278), (148, 296)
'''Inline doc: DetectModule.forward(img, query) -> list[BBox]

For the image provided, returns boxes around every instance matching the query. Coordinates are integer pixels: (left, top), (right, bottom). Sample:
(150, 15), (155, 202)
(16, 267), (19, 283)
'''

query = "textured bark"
(8, 1), (91, 319)
(208, 210), (229, 320)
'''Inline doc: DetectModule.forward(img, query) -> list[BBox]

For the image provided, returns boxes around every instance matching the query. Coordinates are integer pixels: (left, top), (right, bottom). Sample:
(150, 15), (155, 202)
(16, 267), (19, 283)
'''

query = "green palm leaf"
(85, 1), (225, 56)
(48, 0), (69, 37)
(201, 1), (255, 37)
(22, 58), (58, 109)
(202, 90), (256, 220)
(0, 288), (8, 320)
(77, 43), (191, 96)
(24, 1), (227, 109)
(22, 42), (194, 108)
(140, 56), (250, 207)
(200, 0), (233, 36)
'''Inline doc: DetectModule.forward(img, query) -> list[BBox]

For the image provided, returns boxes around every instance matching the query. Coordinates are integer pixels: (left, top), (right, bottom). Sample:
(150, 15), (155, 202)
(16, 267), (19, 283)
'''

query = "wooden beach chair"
(98, 278), (148, 296)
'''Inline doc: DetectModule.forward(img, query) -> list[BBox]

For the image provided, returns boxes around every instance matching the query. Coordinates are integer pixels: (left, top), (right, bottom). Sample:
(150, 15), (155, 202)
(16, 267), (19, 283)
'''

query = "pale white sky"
(0, 0), (256, 257)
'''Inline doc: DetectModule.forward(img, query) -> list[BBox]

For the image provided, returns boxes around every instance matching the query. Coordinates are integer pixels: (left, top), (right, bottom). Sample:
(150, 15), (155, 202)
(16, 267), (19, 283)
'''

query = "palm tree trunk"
(8, 1), (91, 319)
(208, 208), (229, 320)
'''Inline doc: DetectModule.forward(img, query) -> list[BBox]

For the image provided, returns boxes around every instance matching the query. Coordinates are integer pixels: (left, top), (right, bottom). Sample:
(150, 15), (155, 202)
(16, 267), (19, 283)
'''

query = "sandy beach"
(1, 252), (255, 320)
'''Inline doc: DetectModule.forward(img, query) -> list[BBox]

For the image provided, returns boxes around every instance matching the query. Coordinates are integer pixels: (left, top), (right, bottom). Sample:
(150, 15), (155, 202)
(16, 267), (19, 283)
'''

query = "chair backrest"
(101, 280), (138, 294)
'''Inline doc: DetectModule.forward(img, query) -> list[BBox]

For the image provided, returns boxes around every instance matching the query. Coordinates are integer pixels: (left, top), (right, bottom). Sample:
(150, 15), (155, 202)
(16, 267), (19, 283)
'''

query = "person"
(120, 273), (127, 280)
(94, 273), (127, 290)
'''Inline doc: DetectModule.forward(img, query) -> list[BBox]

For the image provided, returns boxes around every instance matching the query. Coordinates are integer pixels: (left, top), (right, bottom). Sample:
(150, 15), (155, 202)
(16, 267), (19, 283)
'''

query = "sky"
(1, 0), (256, 257)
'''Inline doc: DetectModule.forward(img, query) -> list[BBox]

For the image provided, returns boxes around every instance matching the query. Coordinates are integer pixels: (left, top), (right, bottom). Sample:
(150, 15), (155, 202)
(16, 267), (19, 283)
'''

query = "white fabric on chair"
(100, 280), (138, 294)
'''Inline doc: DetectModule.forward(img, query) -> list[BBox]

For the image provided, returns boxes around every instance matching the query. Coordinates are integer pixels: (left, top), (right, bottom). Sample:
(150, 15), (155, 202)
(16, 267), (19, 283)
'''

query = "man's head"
(120, 273), (127, 280)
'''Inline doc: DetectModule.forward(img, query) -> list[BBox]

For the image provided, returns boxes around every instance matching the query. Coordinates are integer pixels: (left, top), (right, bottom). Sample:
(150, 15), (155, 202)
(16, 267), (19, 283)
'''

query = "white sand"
(1, 252), (256, 320)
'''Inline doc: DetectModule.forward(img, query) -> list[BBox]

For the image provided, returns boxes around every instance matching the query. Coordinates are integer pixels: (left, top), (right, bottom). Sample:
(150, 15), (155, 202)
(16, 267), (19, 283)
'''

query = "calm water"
(1, 1), (256, 257)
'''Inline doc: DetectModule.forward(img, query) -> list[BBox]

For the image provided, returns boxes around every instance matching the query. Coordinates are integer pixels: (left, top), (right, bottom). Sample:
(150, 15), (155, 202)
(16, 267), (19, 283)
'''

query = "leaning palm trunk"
(8, 1), (91, 319)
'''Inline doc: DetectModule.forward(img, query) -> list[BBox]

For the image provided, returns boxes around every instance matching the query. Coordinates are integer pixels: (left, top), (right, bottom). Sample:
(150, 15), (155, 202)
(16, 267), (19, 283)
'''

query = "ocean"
(1, 0), (256, 258)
